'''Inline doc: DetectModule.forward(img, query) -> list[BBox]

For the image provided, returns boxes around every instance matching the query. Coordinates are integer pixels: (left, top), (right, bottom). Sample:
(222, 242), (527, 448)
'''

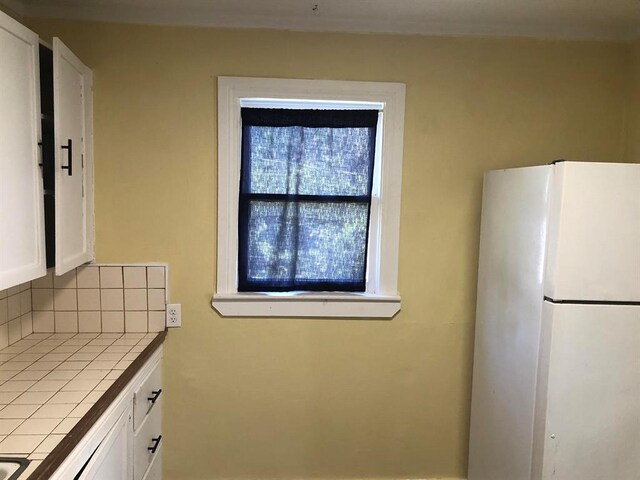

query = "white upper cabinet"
(53, 37), (94, 275)
(544, 162), (640, 302)
(0, 12), (46, 290)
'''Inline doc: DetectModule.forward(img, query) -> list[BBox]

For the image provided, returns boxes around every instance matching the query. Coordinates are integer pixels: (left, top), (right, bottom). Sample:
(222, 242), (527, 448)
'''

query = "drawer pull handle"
(148, 389), (162, 403)
(148, 435), (162, 454)
(61, 139), (73, 176)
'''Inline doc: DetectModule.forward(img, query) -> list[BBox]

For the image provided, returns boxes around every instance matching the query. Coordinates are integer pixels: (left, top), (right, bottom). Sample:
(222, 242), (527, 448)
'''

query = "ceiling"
(5, 0), (640, 41)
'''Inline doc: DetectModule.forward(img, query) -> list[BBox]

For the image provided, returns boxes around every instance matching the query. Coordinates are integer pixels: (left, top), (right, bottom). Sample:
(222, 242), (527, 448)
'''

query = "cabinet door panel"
(77, 407), (133, 480)
(0, 12), (46, 290)
(53, 37), (94, 275)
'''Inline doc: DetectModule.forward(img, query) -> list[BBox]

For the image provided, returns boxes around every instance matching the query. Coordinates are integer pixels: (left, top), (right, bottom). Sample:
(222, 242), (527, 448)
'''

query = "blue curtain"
(238, 108), (378, 292)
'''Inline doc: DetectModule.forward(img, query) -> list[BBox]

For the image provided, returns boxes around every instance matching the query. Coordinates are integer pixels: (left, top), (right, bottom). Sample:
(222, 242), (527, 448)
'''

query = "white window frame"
(212, 77), (405, 318)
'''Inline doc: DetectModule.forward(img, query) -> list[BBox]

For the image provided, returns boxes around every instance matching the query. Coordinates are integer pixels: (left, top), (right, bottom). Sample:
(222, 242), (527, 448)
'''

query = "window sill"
(211, 293), (401, 318)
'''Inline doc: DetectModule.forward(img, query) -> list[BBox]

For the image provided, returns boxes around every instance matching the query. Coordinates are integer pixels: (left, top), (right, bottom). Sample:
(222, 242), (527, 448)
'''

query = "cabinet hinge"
(81, 154), (84, 169)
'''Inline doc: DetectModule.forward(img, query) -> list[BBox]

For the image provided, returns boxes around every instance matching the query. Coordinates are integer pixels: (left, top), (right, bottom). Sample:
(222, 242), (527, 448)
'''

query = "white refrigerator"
(468, 162), (640, 480)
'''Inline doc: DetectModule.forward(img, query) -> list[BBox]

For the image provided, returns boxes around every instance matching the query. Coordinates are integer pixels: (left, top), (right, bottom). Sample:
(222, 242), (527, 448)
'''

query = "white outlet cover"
(166, 303), (181, 327)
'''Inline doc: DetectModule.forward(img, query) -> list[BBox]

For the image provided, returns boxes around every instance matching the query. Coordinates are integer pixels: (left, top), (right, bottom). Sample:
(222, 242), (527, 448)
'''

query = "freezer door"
(544, 162), (640, 301)
(535, 303), (640, 480)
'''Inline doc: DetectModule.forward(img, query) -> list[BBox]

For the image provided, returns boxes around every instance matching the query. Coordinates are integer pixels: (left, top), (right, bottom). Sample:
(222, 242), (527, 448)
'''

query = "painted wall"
(625, 40), (640, 162)
(26, 19), (634, 480)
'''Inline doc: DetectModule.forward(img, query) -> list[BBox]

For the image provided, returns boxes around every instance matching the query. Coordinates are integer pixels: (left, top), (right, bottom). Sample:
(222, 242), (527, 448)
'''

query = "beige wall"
(26, 19), (635, 480)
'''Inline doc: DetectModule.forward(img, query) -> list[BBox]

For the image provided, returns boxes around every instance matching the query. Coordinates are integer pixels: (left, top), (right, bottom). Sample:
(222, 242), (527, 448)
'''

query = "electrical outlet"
(166, 304), (181, 327)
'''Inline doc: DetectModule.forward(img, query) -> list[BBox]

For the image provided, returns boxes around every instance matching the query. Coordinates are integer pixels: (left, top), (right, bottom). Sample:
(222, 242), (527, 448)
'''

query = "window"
(213, 77), (405, 318)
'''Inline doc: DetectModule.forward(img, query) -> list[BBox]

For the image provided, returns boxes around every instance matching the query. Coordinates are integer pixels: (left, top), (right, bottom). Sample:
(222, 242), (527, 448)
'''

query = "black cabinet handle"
(61, 139), (72, 176)
(147, 389), (162, 404)
(148, 435), (162, 454)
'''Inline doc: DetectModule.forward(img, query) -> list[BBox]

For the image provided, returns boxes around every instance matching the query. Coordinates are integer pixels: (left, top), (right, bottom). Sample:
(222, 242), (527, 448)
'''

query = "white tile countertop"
(0, 332), (160, 478)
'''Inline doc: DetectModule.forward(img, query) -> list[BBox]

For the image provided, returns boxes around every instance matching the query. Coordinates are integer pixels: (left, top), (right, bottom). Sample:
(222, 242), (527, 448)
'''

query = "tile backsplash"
(0, 283), (33, 349)
(0, 264), (167, 346)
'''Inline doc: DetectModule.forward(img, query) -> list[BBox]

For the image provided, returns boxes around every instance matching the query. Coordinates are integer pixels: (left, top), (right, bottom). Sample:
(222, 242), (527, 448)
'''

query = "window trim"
(213, 77), (405, 318)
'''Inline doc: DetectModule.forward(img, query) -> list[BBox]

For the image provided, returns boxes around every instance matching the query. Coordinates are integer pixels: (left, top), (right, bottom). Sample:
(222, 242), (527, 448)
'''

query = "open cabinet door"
(0, 12), (46, 290)
(53, 37), (94, 275)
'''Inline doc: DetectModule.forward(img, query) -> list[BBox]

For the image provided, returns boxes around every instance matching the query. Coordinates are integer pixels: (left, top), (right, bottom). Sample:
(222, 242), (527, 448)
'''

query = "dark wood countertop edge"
(28, 329), (168, 480)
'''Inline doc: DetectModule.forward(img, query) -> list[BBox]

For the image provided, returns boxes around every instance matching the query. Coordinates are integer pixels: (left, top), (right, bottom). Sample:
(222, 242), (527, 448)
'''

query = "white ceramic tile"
(0, 434), (45, 453)
(0, 404), (40, 419)
(0, 299), (7, 325)
(95, 352), (124, 362)
(114, 360), (133, 370)
(104, 345), (130, 353)
(78, 345), (105, 354)
(0, 381), (35, 392)
(101, 312), (124, 333)
(20, 291), (31, 315)
(11, 371), (47, 382)
(51, 345), (80, 354)
(148, 312), (165, 332)
(75, 333), (98, 339)
(125, 312), (147, 333)
(100, 289), (124, 311)
(40, 353), (71, 362)
(147, 289), (165, 311)
(34, 433), (65, 454)
(32, 289), (54, 312)
(124, 289), (147, 311)
(68, 352), (99, 362)
(86, 360), (117, 370)
(52, 417), (78, 434)
(31, 403), (74, 419)
(48, 391), (87, 404)
(28, 380), (68, 392)
(26, 361), (61, 371)
(8, 319), (22, 345)
(32, 312), (54, 333)
(77, 289), (100, 311)
(62, 379), (99, 392)
(0, 290), (5, 300)
(43, 371), (77, 381)
(73, 369), (108, 381)
(0, 418), (22, 435)
(13, 418), (60, 435)
(104, 371), (120, 380)
(53, 269), (76, 289)
(54, 312), (78, 333)
(19, 283), (30, 292)
(76, 266), (100, 288)
(31, 271), (53, 289)
(0, 392), (20, 404)
(95, 379), (115, 391)
(7, 287), (20, 297)
(55, 361), (89, 371)
(124, 267), (147, 288)
(13, 391), (55, 405)
(7, 295), (21, 321)
(146, 267), (165, 289)
(88, 338), (116, 346)
(20, 313), (33, 337)
(12, 353), (40, 363)
(69, 403), (93, 418)
(99, 267), (123, 288)
(53, 289), (77, 311)
(83, 391), (103, 403)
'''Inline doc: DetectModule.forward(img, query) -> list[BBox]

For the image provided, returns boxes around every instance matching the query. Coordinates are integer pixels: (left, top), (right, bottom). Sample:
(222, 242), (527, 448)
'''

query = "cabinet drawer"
(134, 360), (162, 430)
(141, 441), (162, 480)
(134, 396), (162, 480)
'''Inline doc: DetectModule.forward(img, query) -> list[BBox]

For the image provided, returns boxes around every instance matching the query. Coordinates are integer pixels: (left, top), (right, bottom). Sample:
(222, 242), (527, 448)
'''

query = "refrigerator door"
(468, 165), (552, 480)
(534, 303), (640, 480)
(544, 161), (640, 302)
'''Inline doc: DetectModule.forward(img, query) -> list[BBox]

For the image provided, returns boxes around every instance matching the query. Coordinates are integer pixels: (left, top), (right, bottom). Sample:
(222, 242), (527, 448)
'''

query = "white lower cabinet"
(76, 407), (133, 480)
(51, 346), (163, 480)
